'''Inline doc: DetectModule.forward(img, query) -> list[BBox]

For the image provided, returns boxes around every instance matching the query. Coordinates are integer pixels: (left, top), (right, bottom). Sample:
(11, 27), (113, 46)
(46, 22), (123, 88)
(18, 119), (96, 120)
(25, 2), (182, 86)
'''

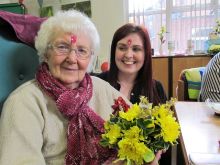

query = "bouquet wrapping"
(100, 96), (180, 165)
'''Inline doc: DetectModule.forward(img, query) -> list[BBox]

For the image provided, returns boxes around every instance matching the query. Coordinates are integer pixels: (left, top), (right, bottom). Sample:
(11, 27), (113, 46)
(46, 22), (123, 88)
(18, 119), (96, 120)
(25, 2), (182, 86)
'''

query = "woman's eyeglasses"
(47, 43), (93, 60)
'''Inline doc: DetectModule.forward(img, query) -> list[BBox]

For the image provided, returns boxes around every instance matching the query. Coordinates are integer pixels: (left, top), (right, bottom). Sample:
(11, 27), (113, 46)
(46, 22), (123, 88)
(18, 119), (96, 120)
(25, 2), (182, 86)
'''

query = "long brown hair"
(108, 23), (160, 104)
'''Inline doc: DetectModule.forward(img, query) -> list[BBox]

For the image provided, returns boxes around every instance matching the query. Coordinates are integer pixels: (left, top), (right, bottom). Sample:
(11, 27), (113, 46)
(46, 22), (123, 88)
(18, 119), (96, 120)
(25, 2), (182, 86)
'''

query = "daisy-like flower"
(118, 138), (154, 164)
(152, 104), (172, 120)
(119, 104), (141, 121)
(102, 123), (121, 144)
(159, 115), (180, 144)
(123, 126), (143, 140)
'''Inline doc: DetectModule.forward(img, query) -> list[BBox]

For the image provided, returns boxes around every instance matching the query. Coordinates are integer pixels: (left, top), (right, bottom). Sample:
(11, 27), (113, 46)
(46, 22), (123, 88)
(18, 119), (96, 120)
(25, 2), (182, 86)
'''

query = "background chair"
(0, 4), (43, 115)
(177, 67), (205, 101)
(0, 23), (39, 115)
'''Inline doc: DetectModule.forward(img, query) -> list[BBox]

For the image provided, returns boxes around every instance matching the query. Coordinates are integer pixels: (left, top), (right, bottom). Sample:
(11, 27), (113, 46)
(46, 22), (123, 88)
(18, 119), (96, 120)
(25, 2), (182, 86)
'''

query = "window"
(128, 0), (220, 55)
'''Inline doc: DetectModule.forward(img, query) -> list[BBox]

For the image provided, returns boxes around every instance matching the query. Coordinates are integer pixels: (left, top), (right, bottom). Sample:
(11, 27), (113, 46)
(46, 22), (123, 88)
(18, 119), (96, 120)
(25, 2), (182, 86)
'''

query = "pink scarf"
(36, 63), (115, 164)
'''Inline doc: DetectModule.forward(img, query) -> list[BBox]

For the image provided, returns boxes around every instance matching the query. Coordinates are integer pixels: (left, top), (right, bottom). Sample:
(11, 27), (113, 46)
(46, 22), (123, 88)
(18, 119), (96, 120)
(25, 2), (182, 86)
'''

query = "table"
(174, 102), (220, 164)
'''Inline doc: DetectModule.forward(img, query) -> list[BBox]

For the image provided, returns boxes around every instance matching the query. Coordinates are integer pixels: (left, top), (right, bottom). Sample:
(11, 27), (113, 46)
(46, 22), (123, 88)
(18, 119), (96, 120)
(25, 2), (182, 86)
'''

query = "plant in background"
(158, 26), (167, 45)
(213, 19), (220, 34)
(208, 44), (220, 55)
(100, 96), (180, 165)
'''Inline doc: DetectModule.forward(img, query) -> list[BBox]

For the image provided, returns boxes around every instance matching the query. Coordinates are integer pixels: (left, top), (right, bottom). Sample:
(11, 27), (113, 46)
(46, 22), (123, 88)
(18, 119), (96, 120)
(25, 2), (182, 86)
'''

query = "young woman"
(97, 23), (170, 164)
(97, 23), (167, 105)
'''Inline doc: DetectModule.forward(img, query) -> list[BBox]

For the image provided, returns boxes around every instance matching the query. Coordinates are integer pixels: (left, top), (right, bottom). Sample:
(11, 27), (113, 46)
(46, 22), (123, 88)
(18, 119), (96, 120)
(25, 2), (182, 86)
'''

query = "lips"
(122, 60), (136, 65)
(62, 66), (78, 71)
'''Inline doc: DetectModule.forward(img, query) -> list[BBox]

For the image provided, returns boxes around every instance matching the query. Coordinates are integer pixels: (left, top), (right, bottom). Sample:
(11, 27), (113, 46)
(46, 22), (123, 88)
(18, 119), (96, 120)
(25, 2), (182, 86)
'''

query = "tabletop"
(174, 101), (220, 165)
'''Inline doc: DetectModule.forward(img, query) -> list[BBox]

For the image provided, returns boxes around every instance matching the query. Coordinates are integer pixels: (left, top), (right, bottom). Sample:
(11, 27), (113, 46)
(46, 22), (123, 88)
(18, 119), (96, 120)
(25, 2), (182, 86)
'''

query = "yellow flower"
(102, 123), (121, 144)
(123, 126), (144, 140)
(100, 96), (180, 165)
(159, 115), (180, 144)
(151, 104), (180, 143)
(118, 138), (150, 165)
(119, 104), (141, 121)
(152, 104), (172, 120)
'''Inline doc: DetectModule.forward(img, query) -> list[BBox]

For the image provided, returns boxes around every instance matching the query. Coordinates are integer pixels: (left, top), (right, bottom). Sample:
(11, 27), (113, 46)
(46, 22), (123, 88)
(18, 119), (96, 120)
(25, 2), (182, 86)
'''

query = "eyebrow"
(53, 40), (70, 45)
(117, 43), (127, 46)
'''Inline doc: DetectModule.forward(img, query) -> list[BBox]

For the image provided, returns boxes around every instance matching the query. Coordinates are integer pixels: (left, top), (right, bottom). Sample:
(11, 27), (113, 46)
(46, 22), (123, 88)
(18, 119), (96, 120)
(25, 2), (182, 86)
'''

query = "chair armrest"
(177, 79), (185, 101)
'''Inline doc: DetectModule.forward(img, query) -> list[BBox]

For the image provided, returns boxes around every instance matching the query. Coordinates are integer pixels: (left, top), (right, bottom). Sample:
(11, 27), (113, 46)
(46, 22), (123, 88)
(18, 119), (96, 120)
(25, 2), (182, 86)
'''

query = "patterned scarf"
(36, 63), (115, 165)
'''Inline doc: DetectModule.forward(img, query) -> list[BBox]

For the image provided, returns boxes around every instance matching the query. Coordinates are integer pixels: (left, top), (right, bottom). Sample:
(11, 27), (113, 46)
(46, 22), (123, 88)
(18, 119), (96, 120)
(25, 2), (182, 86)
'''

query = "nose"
(124, 48), (134, 58)
(70, 48), (78, 55)
(66, 49), (78, 63)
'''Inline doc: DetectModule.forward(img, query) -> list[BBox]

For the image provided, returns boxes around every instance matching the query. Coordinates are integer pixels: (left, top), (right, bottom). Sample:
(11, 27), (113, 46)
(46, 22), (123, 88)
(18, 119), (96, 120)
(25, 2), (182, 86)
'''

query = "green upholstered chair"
(177, 67), (205, 101)
(0, 26), (39, 114)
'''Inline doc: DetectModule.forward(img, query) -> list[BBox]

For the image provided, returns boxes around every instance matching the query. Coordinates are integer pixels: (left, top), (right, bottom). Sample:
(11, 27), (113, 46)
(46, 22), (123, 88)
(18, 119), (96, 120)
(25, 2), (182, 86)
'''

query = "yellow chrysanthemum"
(119, 104), (141, 121)
(159, 115), (180, 143)
(118, 138), (149, 165)
(104, 122), (110, 130)
(100, 96), (179, 165)
(152, 105), (172, 123)
(103, 124), (121, 144)
(123, 126), (144, 140)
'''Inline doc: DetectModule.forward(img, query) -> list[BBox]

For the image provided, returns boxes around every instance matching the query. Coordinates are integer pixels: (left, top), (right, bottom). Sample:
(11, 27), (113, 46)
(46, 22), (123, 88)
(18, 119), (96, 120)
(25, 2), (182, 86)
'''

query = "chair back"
(0, 26), (39, 114)
(177, 67), (205, 101)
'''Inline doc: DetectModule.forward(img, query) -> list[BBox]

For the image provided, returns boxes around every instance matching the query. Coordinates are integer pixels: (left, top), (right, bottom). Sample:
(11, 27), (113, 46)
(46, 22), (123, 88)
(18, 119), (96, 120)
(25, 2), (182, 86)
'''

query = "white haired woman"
(0, 10), (161, 165)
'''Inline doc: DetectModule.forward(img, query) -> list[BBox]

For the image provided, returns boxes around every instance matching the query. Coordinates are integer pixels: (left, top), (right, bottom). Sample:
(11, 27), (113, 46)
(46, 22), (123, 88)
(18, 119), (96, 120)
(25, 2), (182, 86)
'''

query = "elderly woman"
(0, 10), (161, 165)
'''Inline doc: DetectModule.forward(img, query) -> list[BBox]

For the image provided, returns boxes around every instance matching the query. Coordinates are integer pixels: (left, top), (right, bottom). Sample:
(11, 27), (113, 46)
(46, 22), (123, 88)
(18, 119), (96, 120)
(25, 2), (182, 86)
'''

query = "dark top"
(95, 71), (167, 104)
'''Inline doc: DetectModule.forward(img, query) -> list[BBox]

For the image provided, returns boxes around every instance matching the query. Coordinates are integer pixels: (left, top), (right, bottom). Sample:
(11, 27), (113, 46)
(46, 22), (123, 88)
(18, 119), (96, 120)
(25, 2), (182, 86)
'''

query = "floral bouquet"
(100, 96), (180, 165)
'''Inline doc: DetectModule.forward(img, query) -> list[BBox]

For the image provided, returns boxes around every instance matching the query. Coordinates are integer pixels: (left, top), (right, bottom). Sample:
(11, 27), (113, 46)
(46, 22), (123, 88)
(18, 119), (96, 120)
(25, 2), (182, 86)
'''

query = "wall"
(1, 0), (127, 66)
(91, 0), (127, 64)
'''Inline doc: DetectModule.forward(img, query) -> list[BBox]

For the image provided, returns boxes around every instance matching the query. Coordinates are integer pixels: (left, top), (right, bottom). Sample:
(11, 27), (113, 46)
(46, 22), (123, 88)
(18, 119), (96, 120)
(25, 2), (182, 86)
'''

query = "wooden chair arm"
(177, 79), (185, 101)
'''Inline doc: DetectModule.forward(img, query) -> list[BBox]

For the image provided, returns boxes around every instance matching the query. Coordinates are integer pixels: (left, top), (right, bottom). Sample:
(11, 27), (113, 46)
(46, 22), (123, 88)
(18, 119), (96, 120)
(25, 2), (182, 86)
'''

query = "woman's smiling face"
(115, 33), (145, 77)
(46, 32), (92, 89)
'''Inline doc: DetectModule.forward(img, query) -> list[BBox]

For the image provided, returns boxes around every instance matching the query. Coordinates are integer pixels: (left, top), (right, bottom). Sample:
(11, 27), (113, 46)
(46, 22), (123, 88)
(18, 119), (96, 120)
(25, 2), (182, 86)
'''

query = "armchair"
(0, 10), (45, 115)
(0, 26), (39, 114)
(177, 67), (205, 101)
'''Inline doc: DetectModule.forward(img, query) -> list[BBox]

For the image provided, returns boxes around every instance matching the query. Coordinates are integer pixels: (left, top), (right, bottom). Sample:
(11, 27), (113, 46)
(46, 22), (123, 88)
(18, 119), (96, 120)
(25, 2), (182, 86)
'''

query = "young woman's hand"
(104, 149), (165, 165)
(147, 150), (163, 165)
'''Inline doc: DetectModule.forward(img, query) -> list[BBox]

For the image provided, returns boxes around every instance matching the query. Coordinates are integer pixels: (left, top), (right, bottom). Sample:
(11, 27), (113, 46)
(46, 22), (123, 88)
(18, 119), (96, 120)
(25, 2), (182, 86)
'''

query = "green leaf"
(143, 149), (155, 163)
(127, 159), (132, 165)
(110, 117), (118, 123)
(99, 138), (110, 147)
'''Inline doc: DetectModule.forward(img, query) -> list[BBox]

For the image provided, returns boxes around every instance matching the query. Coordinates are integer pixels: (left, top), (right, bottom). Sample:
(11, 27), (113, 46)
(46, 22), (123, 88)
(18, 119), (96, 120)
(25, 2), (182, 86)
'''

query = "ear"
(44, 53), (49, 62)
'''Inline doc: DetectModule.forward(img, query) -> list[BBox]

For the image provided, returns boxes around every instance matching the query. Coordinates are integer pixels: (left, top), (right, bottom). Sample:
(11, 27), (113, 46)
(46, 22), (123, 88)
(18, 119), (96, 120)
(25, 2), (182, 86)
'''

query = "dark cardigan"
(95, 71), (167, 104)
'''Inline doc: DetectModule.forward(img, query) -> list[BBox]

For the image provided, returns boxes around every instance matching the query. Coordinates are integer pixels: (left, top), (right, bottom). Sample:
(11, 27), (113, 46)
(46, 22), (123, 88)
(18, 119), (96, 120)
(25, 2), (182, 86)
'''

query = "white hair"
(35, 9), (100, 72)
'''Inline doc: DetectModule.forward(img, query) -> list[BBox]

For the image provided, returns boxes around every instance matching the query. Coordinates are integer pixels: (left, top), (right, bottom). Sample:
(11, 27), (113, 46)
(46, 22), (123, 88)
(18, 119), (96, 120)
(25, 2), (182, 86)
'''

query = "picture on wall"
(40, 6), (53, 17)
(61, 1), (91, 17)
